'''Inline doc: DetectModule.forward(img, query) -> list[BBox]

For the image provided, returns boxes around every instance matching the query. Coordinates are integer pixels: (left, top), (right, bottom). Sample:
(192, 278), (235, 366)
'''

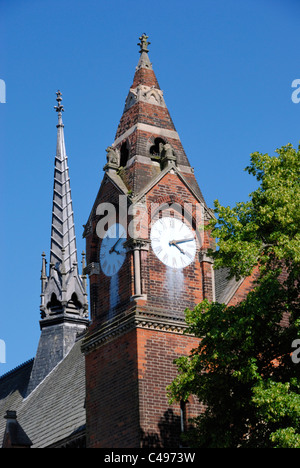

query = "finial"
(54, 90), (64, 127)
(81, 251), (86, 268)
(81, 251), (88, 295)
(138, 33), (150, 54)
(41, 252), (47, 295)
(41, 252), (47, 277)
(54, 90), (64, 113)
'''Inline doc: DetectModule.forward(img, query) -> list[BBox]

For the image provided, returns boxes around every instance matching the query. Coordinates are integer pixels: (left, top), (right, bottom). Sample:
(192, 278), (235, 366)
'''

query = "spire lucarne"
(26, 92), (89, 395)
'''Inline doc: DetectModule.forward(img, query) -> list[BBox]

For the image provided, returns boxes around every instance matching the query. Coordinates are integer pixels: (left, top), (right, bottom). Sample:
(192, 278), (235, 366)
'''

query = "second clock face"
(100, 223), (126, 276)
(150, 217), (196, 269)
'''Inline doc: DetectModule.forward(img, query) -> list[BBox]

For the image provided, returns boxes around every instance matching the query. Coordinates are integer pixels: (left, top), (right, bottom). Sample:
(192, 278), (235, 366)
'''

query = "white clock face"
(150, 217), (196, 269)
(100, 223), (126, 276)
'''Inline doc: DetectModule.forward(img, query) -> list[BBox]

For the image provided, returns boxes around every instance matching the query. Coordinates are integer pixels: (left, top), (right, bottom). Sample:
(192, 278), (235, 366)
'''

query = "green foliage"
(209, 143), (300, 279)
(168, 144), (300, 448)
(252, 379), (300, 448)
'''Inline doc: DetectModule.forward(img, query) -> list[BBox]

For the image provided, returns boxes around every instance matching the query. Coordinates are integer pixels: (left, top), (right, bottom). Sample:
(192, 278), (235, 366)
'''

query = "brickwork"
(85, 329), (140, 448)
(137, 328), (203, 448)
(121, 160), (159, 195)
(115, 127), (190, 177)
(85, 185), (134, 325)
(227, 265), (292, 328)
(84, 327), (203, 448)
(132, 67), (160, 89)
(115, 102), (176, 139)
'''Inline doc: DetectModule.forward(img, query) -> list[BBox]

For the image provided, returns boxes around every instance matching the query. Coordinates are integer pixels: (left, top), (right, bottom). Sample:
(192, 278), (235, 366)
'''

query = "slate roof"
(214, 267), (243, 304)
(0, 338), (86, 448)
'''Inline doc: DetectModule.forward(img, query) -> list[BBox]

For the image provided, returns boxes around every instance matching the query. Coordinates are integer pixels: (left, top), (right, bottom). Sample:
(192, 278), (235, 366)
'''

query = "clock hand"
(169, 240), (185, 254)
(109, 238), (122, 254)
(171, 238), (194, 244)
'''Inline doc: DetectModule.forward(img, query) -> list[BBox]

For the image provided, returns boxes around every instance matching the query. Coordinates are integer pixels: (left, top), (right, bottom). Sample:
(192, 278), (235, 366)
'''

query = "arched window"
(150, 137), (165, 158)
(180, 400), (186, 433)
(47, 293), (63, 315)
(67, 293), (82, 314)
(120, 141), (129, 167)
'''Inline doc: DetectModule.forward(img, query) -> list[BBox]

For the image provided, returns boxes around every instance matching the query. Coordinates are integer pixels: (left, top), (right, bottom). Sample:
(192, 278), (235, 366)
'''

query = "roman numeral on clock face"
(162, 253), (169, 263)
(153, 246), (162, 255)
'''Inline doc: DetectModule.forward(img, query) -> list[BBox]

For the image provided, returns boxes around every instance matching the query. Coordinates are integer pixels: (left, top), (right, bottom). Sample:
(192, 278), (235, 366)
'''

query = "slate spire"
(50, 90), (78, 273)
(26, 92), (89, 396)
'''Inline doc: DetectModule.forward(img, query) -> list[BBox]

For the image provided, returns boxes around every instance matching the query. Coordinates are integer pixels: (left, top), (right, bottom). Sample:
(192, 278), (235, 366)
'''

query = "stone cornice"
(81, 309), (191, 355)
(40, 313), (89, 330)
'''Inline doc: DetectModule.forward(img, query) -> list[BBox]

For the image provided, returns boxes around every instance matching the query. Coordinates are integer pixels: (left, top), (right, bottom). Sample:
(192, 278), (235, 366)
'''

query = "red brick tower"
(82, 34), (215, 448)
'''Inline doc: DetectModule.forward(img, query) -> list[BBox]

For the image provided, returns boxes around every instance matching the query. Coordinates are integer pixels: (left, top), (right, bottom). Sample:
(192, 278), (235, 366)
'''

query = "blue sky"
(0, 0), (300, 375)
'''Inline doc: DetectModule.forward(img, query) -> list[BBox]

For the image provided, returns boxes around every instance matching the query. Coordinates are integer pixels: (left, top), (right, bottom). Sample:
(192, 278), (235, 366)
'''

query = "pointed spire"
(111, 34), (205, 201)
(27, 91), (89, 396)
(50, 90), (78, 273)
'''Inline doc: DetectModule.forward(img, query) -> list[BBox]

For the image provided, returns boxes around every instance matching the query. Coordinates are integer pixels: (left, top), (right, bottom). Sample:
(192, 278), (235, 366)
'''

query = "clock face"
(100, 223), (127, 276)
(150, 217), (196, 269)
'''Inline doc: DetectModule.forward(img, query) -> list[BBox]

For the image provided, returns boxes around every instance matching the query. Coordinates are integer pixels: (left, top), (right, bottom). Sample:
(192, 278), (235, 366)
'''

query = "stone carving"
(106, 146), (119, 165)
(124, 85), (166, 112)
(161, 143), (177, 167)
(138, 33), (150, 54)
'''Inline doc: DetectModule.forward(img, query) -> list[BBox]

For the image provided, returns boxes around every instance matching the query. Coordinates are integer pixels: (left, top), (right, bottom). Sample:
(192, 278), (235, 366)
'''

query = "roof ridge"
(0, 358), (34, 381)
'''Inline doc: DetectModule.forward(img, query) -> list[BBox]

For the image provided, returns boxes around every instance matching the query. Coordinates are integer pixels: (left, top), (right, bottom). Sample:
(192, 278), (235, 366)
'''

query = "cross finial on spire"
(54, 90), (64, 114)
(54, 90), (64, 127)
(138, 33), (150, 54)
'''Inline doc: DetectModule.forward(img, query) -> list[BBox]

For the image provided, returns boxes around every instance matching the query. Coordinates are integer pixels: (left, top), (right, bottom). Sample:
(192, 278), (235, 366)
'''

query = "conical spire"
(109, 34), (205, 201)
(50, 91), (78, 273)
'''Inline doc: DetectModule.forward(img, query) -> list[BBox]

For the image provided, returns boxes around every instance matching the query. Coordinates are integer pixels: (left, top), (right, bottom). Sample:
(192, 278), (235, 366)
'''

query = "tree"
(168, 144), (300, 448)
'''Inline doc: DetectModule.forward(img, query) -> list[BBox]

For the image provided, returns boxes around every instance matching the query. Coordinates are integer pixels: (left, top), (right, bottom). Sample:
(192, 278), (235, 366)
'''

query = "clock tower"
(82, 35), (215, 448)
